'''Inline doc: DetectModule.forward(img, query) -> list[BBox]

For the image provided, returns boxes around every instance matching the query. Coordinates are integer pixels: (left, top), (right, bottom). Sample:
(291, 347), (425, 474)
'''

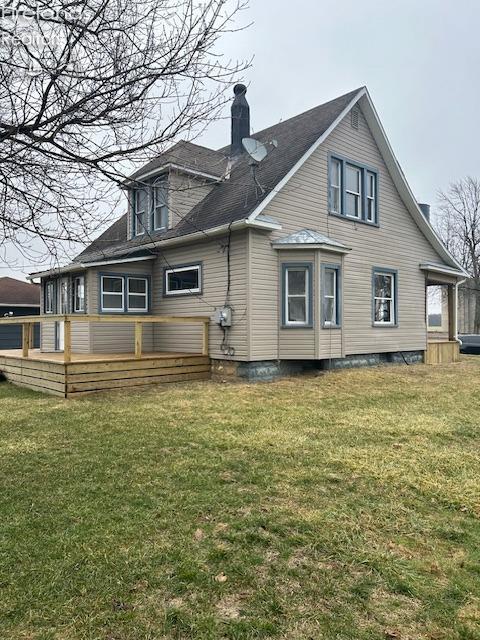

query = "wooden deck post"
(135, 322), (143, 359)
(447, 284), (457, 342)
(64, 319), (72, 363)
(202, 320), (209, 356)
(22, 323), (30, 357)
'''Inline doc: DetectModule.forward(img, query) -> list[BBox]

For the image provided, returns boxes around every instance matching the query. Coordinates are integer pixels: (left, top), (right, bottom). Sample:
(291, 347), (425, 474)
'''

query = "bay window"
(153, 181), (169, 231)
(133, 188), (147, 236)
(45, 280), (54, 313)
(345, 164), (362, 218)
(322, 264), (341, 327)
(282, 263), (312, 327)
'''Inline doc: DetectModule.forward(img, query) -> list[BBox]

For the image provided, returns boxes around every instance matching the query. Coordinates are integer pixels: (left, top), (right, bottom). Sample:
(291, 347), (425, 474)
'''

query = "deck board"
(0, 349), (211, 397)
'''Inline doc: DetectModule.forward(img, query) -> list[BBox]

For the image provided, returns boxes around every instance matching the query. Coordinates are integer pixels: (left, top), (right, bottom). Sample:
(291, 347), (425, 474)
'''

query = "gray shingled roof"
(76, 88), (361, 263)
(129, 140), (229, 181)
(0, 277), (40, 305)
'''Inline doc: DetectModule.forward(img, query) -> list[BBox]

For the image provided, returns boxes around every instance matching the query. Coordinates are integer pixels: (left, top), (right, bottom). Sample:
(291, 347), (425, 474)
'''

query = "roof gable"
(0, 277), (40, 306)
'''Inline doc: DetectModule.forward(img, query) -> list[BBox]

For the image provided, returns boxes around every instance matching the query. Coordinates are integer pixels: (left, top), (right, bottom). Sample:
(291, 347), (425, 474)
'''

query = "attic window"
(351, 108), (359, 129)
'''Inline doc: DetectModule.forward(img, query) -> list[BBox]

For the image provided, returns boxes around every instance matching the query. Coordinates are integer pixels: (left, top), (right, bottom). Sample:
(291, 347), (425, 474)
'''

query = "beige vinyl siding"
(152, 232), (248, 359)
(168, 170), (215, 229)
(250, 105), (446, 358)
(87, 261), (154, 353)
(40, 320), (56, 352)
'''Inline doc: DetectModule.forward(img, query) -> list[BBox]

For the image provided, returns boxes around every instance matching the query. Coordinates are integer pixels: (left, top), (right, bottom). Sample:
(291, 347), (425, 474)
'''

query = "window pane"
(375, 274), (392, 298)
(154, 205), (168, 230)
(103, 277), (123, 293)
(136, 189), (147, 211)
(330, 159), (341, 186)
(287, 269), (306, 295)
(330, 186), (340, 213)
(367, 198), (375, 221)
(346, 192), (360, 217)
(325, 269), (335, 296)
(167, 268), (199, 292)
(346, 165), (360, 192)
(103, 294), (123, 309)
(128, 278), (146, 294)
(128, 294), (147, 309)
(367, 172), (375, 197)
(288, 297), (306, 323)
(324, 297), (335, 323)
(375, 299), (391, 323)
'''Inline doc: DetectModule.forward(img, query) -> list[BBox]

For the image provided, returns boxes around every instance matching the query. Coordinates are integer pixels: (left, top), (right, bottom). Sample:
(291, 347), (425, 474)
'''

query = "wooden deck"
(425, 340), (460, 365)
(0, 350), (211, 398)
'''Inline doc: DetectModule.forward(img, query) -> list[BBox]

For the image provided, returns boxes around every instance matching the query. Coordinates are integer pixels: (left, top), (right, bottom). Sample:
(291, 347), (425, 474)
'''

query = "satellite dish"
(242, 138), (268, 163)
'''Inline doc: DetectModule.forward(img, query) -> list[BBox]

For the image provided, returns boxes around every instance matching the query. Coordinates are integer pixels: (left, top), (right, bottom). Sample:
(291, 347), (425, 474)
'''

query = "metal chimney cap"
(233, 83), (247, 96)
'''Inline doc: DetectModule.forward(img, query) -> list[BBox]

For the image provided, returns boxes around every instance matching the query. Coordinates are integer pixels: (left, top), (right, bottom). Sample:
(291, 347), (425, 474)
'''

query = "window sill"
(322, 323), (342, 329)
(372, 322), (398, 328)
(281, 323), (313, 330)
(328, 211), (379, 228)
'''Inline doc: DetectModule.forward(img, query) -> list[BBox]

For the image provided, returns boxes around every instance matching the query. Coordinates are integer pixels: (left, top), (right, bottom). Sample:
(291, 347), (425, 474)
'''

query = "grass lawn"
(0, 359), (479, 640)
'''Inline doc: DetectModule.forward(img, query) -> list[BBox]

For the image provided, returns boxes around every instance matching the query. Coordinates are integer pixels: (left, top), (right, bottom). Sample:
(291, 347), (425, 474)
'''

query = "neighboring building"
(29, 85), (467, 379)
(458, 278), (480, 334)
(0, 277), (40, 349)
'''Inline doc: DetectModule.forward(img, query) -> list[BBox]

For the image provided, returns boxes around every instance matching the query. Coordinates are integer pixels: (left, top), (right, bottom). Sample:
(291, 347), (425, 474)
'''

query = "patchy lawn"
(0, 359), (479, 640)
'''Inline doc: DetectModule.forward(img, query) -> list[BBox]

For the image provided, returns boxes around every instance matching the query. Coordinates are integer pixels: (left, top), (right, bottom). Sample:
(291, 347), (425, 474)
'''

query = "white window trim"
(323, 268), (337, 326)
(165, 265), (201, 296)
(366, 171), (376, 223)
(285, 267), (309, 326)
(373, 271), (395, 325)
(127, 277), (149, 312)
(101, 275), (125, 312)
(345, 164), (362, 219)
(73, 276), (85, 313)
(45, 281), (54, 314)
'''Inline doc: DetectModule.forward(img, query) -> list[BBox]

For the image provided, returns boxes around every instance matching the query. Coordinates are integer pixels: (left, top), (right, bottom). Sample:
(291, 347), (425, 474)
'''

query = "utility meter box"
(213, 306), (232, 327)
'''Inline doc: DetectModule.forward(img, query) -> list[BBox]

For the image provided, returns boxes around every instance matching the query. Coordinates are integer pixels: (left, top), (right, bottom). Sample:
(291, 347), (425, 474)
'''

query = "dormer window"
(153, 180), (168, 231)
(134, 188), (147, 236)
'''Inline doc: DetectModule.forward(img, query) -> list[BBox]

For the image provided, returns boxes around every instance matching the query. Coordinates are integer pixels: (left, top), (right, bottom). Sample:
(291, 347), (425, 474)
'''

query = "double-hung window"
(345, 164), (362, 218)
(45, 280), (54, 313)
(164, 264), (201, 296)
(322, 265), (341, 327)
(153, 181), (169, 231)
(134, 188), (147, 236)
(373, 269), (397, 326)
(127, 277), (148, 311)
(282, 264), (312, 327)
(101, 276), (124, 312)
(73, 275), (85, 313)
(328, 155), (378, 224)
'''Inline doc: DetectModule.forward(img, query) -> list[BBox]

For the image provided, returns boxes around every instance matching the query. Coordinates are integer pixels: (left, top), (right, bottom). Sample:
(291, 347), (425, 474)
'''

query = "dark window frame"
(328, 152), (379, 226)
(281, 262), (313, 329)
(98, 272), (151, 313)
(321, 263), (342, 329)
(372, 267), (398, 327)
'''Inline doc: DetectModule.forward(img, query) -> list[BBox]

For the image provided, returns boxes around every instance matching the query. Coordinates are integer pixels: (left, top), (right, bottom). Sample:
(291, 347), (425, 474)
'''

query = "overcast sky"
(4, 0), (480, 280)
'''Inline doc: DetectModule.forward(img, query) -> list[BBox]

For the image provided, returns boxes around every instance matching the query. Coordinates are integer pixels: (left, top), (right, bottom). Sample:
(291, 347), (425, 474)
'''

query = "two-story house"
(8, 84), (466, 394)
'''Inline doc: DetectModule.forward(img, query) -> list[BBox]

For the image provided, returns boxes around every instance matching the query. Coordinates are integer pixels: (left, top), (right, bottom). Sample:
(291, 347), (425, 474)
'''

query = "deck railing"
(0, 314), (210, 362)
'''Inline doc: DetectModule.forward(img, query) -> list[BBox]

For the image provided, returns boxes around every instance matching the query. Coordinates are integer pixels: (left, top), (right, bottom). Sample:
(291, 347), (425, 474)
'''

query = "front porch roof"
(272, 229), (351, 254)
(420, 262), (468, 280)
